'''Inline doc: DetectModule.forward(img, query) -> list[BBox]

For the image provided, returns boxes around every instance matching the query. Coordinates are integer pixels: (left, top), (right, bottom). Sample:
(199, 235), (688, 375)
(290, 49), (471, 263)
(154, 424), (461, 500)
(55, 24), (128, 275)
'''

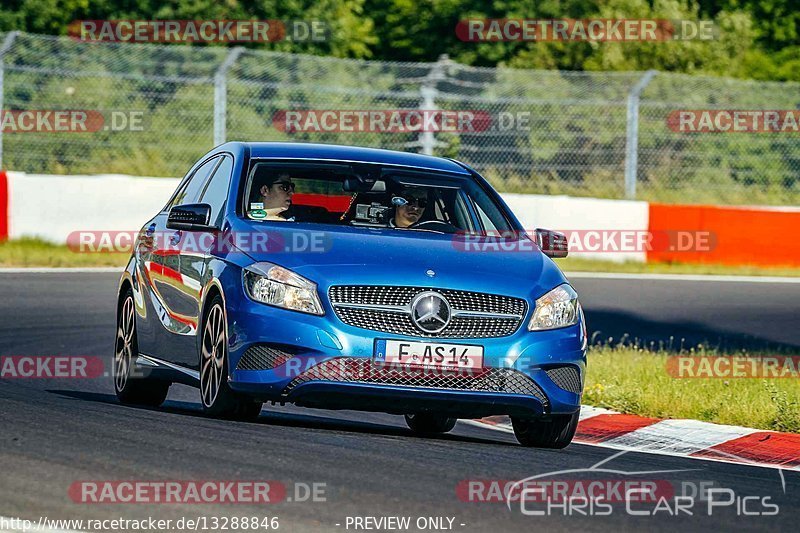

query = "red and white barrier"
(0, 171), (797, 268)
(648, 202), (800, 267)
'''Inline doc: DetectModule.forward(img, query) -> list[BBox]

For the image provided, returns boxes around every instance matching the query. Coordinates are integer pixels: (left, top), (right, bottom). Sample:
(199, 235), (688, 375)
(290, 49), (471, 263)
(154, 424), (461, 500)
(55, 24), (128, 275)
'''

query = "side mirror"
(534, 228), (568, 258)
(167, 204), (215, 231)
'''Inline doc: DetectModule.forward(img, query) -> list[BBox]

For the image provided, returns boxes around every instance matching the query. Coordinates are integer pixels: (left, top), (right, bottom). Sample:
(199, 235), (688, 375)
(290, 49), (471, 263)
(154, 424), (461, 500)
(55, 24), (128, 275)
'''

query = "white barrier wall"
(502, 193), (650, 262)
(6, 172), (649, 262)
(8, 172), (180, 243)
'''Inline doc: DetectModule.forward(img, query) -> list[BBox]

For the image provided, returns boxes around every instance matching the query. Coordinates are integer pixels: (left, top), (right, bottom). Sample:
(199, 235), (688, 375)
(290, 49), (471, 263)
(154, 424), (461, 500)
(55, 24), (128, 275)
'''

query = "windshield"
(243, 161), (514, 235)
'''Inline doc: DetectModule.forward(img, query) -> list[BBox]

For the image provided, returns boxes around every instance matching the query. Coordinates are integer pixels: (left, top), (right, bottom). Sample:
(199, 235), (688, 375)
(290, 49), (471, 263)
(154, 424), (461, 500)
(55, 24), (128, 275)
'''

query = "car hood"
(232, 221), (568, 300)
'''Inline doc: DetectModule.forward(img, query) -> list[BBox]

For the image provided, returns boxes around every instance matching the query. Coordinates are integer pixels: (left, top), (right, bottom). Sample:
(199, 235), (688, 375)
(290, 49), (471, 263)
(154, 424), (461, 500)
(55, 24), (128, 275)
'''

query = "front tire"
(404, 413), (457, 434)
(511, 409), (581, 449)
(199, 295), (262, 420)
(114, 288), (170, 407)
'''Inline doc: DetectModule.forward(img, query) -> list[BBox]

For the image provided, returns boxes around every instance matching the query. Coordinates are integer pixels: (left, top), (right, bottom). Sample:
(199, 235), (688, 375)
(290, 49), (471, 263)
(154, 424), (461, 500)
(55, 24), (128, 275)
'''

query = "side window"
(200, 155), (233, 225)
(475, 202), (498, 232)
(168, 156), (220, 209)
(454, 193), (475, 232)
(469, 186), (511, 233)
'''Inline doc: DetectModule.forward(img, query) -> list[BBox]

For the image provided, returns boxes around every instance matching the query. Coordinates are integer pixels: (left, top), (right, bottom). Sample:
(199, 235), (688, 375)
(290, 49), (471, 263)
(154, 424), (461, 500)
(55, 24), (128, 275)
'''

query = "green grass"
(0, 238), (128, 267)
(2, 238), (799, 278)
(584, 345), (800, 432)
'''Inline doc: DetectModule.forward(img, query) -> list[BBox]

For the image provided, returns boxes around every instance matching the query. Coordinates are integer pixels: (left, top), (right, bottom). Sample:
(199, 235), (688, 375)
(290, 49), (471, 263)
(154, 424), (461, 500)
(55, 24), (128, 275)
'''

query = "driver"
(391, 186), (428, 228)
(252, 173), (296, 221)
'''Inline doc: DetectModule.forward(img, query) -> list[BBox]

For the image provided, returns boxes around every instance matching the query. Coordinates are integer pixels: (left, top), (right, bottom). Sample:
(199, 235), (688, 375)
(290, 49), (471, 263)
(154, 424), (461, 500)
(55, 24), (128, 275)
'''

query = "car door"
(135, 155), (221, 363)
(170, 154), (234, 369)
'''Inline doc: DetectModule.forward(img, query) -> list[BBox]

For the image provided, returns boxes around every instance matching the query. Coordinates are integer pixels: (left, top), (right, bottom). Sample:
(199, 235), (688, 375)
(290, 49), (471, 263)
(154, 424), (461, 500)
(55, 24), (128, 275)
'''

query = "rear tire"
(199, 295), (263, 421)
(114, 287), (170, 407)
(511, 409), (580, 449)
(404, 413), (457, 434)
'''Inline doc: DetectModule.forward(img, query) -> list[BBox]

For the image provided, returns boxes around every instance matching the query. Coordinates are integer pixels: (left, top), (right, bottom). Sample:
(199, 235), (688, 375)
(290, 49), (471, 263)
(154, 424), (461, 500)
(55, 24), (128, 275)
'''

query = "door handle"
(145, 223), (156, 236)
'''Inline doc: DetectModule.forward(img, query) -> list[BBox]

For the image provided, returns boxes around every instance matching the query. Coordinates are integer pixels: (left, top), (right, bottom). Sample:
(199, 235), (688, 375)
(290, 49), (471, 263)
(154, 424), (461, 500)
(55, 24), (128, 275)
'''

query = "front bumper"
(226, 289), (586, 418)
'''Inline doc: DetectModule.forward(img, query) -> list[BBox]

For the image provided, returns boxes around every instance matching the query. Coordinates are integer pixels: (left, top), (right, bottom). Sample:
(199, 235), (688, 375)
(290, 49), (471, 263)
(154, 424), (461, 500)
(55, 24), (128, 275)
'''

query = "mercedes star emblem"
(411, 291), (451, 334)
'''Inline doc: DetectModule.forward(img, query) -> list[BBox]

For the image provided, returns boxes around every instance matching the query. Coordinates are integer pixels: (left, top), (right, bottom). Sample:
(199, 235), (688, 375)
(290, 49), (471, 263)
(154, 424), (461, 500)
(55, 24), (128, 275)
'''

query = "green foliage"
(763, 381), (800, 433)
(0, 0), (377, 58)
(0, 2), (797, 204)
(0, 0), (797, 80)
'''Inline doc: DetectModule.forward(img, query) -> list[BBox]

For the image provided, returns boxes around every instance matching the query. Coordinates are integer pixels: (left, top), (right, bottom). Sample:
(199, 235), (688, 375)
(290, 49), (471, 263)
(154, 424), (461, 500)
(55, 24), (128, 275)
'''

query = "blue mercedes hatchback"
(114, 142), (586, 448)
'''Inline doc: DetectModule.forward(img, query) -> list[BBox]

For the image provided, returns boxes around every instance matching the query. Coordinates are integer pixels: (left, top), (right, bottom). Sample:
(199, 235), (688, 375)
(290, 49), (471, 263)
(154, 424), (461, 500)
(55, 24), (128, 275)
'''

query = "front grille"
(329, 285), (527, 338)
(282, 357), (549, 407)
(236, 345), (293, 371)
(545, 365), (583, 394)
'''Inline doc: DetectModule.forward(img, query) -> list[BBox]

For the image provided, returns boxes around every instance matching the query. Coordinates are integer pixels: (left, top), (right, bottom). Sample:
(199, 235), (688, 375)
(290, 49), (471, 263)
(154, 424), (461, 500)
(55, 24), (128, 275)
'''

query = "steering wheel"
(408, 220), (460, 234)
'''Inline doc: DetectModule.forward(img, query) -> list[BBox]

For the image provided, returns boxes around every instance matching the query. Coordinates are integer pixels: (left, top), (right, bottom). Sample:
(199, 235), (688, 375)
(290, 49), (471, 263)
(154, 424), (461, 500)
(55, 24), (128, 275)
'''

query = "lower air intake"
(282, 357), (549, 408)
(236, 345), (293, 371)
(544, 365), (583, 394)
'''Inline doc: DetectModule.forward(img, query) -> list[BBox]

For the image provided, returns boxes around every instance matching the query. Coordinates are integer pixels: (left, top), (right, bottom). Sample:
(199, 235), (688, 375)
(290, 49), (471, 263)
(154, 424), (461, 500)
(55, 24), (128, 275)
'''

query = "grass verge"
(0, 238), (128, 267)
(584, 345), (800, 433)
(1, 238), (799, 277)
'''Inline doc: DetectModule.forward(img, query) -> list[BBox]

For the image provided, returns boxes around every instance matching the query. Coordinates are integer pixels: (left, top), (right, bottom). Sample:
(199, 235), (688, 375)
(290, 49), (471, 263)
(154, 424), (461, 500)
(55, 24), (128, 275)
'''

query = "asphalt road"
(1, 271), (798, 533)
(568, 273), (800, 351)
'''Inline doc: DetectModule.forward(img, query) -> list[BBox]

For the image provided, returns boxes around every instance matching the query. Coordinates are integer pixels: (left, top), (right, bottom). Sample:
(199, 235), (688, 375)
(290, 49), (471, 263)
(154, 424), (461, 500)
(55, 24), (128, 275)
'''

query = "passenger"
(391, 186), (428, 228)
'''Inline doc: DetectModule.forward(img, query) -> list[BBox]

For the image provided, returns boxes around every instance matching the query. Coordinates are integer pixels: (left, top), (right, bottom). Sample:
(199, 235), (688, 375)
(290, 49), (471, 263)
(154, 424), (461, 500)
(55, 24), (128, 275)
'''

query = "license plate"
(374, 340), (484, 370)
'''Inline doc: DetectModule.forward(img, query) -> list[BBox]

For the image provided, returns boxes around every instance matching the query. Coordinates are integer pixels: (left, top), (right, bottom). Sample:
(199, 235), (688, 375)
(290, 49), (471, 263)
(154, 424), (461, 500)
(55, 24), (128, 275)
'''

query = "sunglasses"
(273, 181), (295, 193)
(402, 196), (427, 208)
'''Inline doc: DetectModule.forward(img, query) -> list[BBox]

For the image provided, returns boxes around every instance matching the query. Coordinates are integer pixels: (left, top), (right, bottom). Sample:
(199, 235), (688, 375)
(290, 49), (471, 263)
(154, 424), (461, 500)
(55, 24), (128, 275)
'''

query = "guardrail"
(2, 171), (798, 267)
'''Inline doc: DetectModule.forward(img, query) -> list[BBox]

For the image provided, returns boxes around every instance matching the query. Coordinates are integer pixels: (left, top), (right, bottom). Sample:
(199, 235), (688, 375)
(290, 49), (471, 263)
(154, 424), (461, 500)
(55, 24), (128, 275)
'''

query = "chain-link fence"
(1, 31), (798, 205)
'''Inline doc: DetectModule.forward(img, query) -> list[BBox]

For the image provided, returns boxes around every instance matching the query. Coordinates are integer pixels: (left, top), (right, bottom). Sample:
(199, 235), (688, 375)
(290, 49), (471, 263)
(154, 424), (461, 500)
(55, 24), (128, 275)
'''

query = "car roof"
(223, 142), (471, 175)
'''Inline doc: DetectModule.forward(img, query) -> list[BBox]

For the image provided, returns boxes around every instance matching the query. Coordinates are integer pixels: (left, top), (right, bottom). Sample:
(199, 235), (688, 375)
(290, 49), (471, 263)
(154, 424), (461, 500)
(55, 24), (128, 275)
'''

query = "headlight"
(243, 262), (323, 315)
(528, 284), (580, 331)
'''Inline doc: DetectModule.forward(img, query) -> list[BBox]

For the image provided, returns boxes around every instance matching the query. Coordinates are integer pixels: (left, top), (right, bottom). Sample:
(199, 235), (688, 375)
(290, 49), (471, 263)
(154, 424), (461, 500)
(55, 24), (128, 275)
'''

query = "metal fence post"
(0, 31), (20, 169)
(624, 70), (657, 199)
(419, 54), (449, 156)
(213, 46), (244, 147)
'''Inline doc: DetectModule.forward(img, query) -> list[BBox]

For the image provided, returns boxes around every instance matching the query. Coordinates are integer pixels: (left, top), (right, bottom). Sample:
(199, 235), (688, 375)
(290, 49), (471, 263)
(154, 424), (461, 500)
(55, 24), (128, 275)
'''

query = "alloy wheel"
(114, 295), (135, 392)
(200, 304), (226, 408)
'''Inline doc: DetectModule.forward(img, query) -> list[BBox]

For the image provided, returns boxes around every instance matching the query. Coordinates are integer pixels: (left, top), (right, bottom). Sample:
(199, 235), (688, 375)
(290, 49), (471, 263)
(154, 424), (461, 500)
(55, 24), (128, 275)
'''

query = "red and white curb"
(470, 406), (800, 471)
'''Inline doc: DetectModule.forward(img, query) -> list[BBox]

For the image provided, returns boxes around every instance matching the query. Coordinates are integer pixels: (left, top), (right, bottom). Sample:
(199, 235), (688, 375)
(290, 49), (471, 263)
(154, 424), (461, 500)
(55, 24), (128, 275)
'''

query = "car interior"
(245, 162), (478, 233)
